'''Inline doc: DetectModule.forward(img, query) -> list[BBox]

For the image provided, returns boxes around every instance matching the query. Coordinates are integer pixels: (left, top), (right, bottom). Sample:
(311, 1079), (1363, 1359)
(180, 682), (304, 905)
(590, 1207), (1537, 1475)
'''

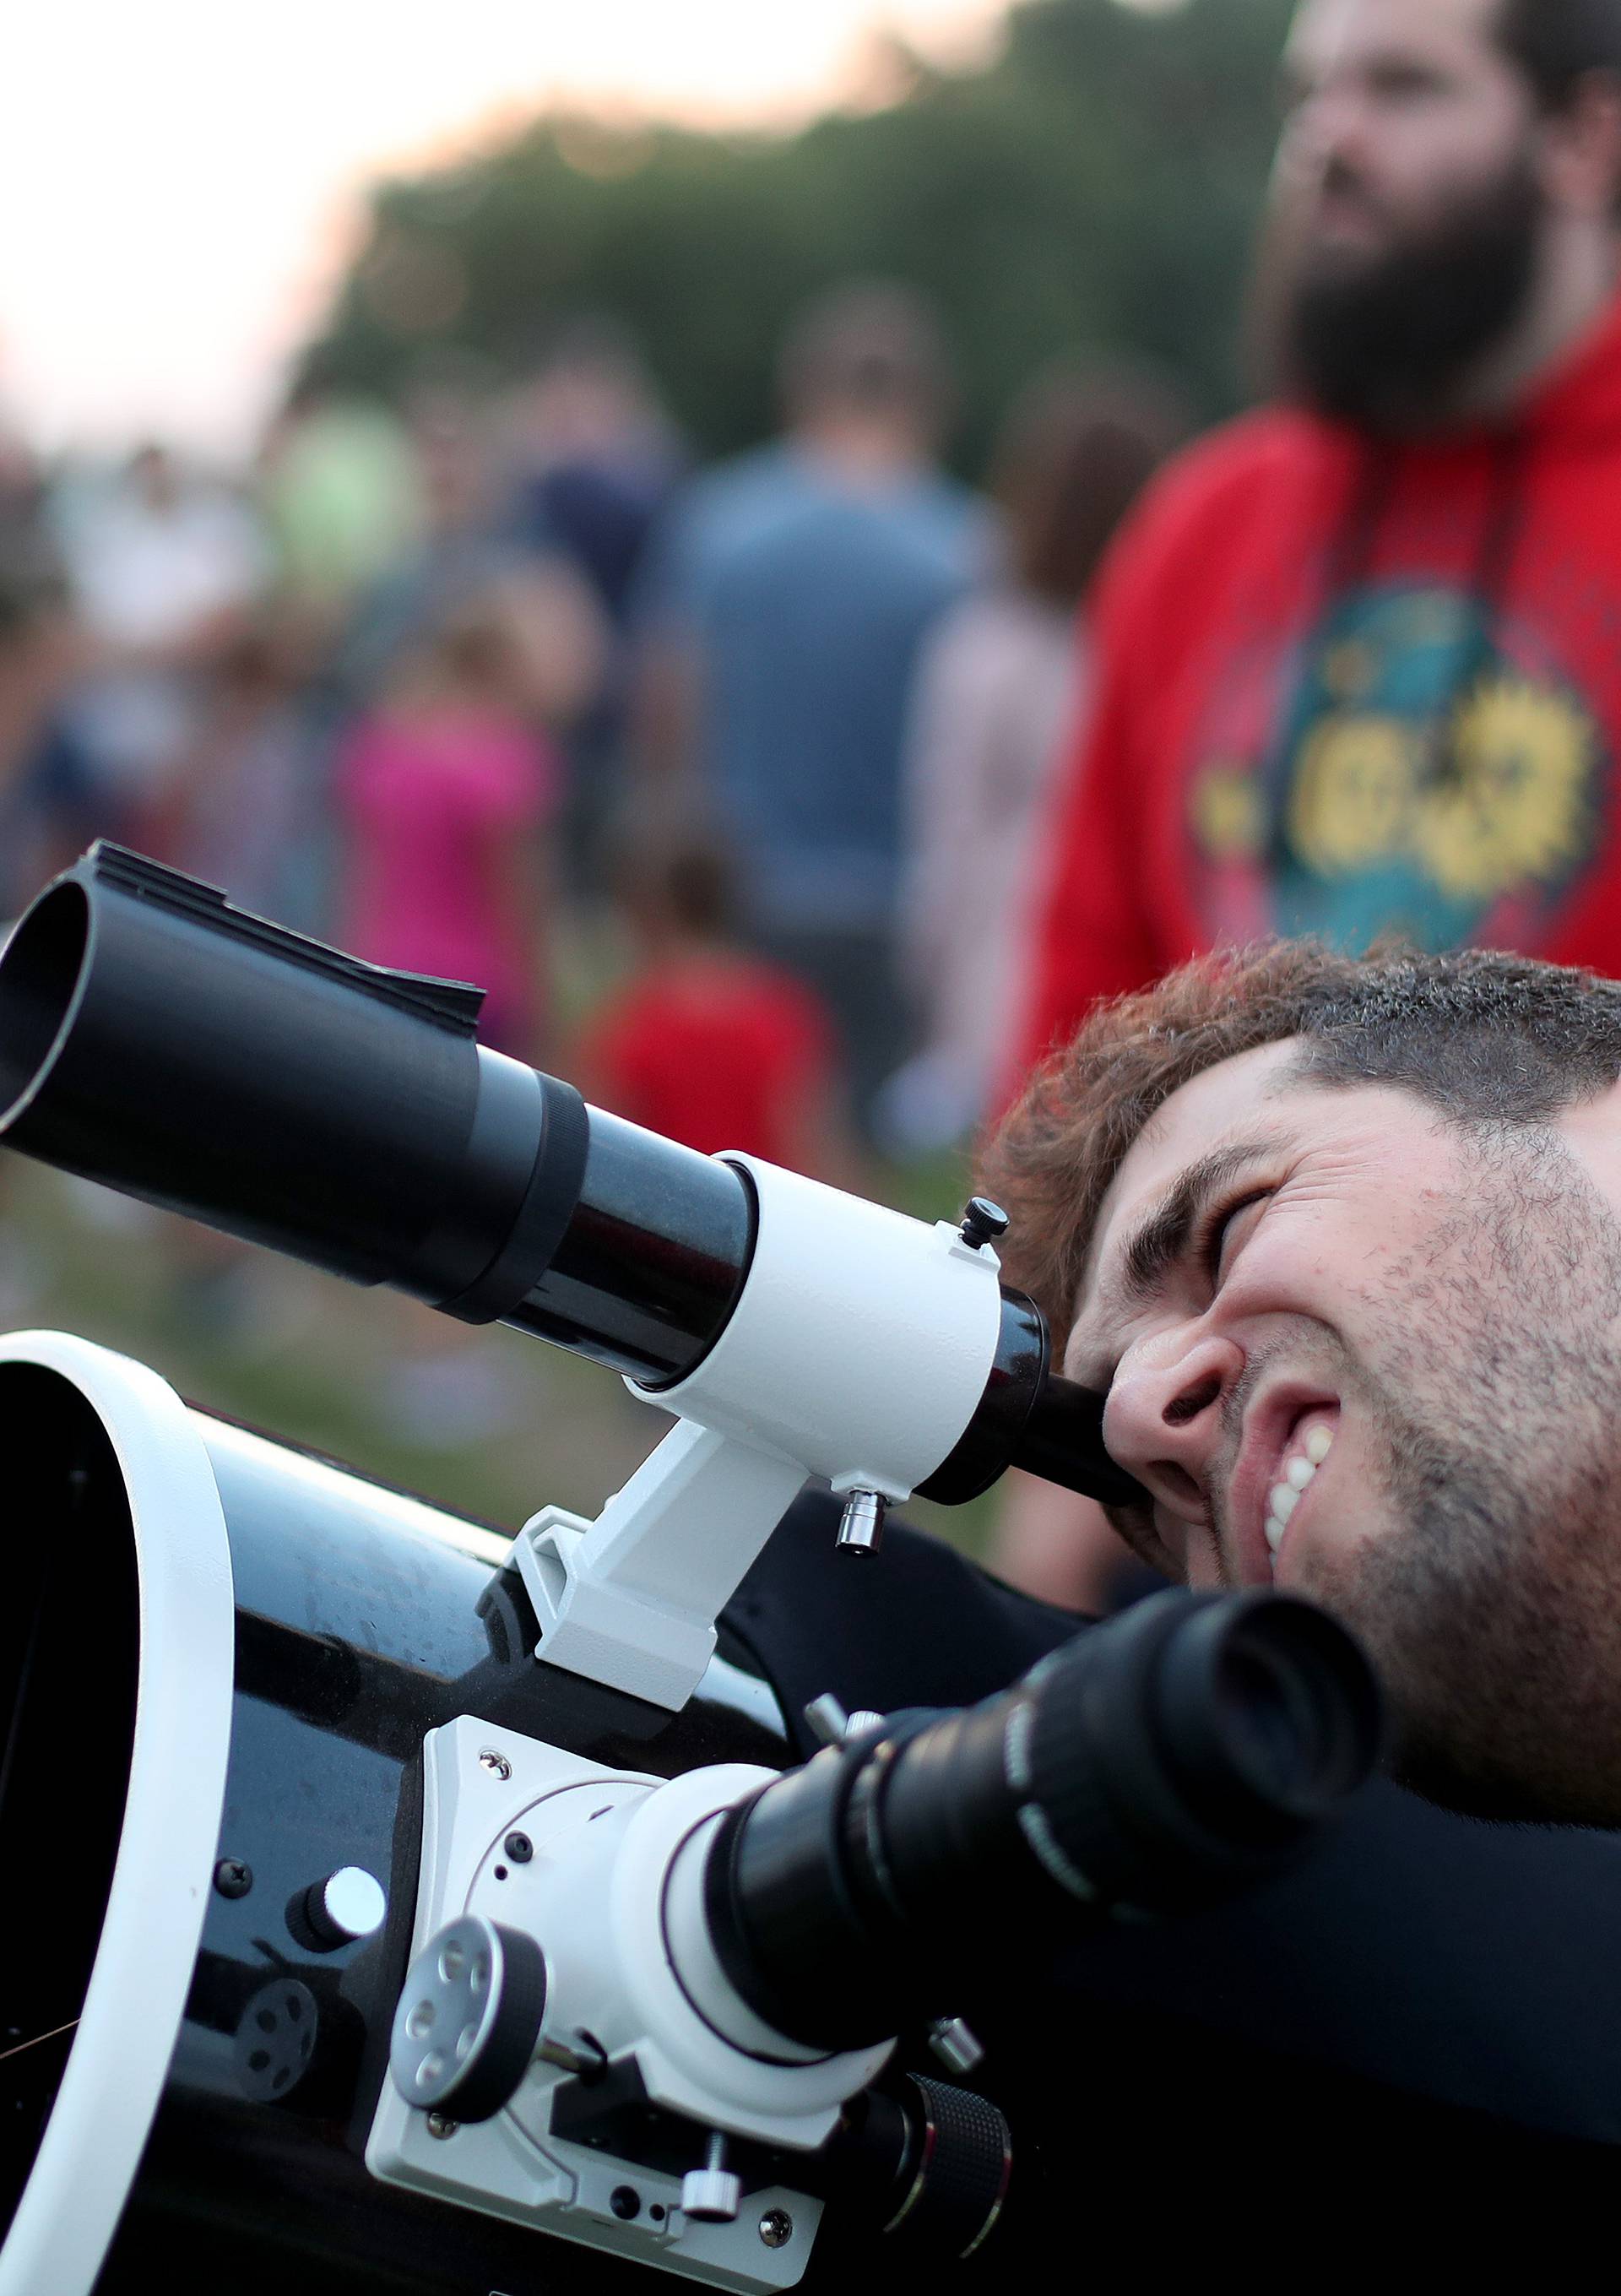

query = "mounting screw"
(803, 1691), (849, 1745)
(214, 1858), (253, 1900)
(426, 2111), (458, 2141)
(503, 1832), (534, 1864)
(610, 2186), (641, 2220)
(805, 1693), (888, 1745)
(835, 1488), (886, 1559)
(758, 2209), (794, 2249)
(928, 2014), (986, 2076)
(681, 2131), (741, 2223)
(478, 1749), (512, 1781)
(959, 1197), (1010, 1252)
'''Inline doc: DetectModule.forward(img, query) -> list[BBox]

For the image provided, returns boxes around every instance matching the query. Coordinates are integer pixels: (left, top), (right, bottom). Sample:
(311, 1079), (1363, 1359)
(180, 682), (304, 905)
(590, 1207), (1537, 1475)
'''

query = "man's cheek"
(1185, 1531), (1225, 1593)
(1107, 1503), (1189, 1585)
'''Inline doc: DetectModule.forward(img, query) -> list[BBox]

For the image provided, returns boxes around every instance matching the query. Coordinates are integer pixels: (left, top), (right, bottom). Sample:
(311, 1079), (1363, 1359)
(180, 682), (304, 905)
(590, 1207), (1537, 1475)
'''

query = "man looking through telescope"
(984, 942), (1621, 1829)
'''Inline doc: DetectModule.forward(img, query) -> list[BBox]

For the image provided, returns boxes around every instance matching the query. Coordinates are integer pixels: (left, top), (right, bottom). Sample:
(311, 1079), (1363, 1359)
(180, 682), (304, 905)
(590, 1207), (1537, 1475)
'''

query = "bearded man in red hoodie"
(1018, 0), (1621, 1068)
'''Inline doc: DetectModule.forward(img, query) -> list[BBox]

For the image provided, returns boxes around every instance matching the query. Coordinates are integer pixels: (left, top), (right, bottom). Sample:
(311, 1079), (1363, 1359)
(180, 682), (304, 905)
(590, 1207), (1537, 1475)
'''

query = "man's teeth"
(1264, 1426), (1336, 1559)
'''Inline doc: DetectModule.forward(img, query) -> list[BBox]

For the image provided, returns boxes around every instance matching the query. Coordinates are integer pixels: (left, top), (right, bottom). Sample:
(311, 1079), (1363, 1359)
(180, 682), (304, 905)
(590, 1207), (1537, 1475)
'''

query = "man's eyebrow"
(1109, 1137), (1291, 1314)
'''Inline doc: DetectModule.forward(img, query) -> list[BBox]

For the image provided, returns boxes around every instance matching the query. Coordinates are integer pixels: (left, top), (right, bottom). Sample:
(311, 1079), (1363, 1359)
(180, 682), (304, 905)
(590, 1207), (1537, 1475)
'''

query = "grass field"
(0, 1150), (1003, 1561)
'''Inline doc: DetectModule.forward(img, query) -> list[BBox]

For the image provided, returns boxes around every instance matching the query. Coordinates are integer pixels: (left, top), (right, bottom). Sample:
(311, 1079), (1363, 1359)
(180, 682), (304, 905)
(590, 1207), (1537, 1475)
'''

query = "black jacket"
(724, 1494), (1621, 2262)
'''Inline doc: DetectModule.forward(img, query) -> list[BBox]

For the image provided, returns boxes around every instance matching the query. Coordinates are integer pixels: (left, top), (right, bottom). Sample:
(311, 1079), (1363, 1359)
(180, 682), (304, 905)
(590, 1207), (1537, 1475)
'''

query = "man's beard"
(1290, 1130), (1621, 1826)
(1257, 149), (1544, 432)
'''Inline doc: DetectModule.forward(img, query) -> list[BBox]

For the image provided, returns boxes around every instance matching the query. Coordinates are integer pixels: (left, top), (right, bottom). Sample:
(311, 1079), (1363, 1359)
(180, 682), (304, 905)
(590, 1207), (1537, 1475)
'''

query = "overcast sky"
(0, 1), (1031, 458)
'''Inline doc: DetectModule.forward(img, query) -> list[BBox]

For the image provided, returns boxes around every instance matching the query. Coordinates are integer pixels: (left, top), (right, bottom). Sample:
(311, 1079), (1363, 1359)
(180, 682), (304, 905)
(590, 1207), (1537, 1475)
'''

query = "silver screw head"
(803, 1692), (849, 1746)
(927, 2014), (985, 2076)
(834, 1488), (886, 1558)
(478, 1749), (512, 1780)
(426, 2111), (458, 2140)
(757, 2208), (794, 2249)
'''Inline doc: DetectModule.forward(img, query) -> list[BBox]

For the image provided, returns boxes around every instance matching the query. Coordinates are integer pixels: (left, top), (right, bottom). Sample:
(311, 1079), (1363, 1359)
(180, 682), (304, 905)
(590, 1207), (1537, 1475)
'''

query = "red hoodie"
(1017, 289), (1621, 1071)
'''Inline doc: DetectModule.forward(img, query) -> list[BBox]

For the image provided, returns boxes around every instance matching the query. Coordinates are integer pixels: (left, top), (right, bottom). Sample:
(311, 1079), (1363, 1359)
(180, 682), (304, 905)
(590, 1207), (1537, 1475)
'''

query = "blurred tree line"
(297, 0), (1296, 464)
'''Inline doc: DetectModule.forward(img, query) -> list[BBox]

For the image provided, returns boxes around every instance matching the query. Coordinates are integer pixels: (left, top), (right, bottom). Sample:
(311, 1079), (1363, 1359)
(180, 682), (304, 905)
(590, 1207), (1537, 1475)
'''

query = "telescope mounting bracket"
(511, 1155), (1005, 1713)
(513, 1420), (810, 1712)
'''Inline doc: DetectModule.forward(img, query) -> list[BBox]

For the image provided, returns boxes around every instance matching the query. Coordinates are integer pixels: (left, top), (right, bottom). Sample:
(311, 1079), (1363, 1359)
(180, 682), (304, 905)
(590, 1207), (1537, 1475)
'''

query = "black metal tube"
(918, 1292), (1147, 1510)
(0, 845), (752, 1386)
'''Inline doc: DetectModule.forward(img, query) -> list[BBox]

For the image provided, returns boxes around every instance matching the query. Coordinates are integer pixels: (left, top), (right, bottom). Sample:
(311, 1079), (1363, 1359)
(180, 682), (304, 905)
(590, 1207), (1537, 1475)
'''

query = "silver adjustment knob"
(302, 1865), (387, 1950)
(803, 1691), (850, 1746)
(928, 2015), (986, 2076)
(805, 1693), (888, 1746)
(389, 1913), (548, 2124)
(835, 1489), (886, 1558)
(681, 2130), (741, 2224)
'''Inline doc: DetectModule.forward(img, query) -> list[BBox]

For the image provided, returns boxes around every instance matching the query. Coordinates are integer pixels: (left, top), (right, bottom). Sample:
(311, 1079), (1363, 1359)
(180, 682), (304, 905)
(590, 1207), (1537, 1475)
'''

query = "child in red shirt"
(576, 811), (859, 1184)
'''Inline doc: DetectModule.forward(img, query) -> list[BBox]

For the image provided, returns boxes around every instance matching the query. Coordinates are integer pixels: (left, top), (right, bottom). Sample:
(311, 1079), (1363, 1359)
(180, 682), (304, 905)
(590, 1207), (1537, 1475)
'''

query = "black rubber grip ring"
(434, 1075), (591, 1324)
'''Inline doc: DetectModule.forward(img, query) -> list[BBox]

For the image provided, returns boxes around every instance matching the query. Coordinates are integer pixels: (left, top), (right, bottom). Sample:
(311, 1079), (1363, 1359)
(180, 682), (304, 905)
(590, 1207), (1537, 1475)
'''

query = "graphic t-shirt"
(1017, 291), (1621, 1069)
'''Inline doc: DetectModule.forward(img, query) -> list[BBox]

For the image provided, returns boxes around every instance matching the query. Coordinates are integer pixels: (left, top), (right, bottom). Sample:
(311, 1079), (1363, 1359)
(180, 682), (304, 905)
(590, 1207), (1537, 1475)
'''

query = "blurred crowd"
(0, 291), (1187, 1166)
(0, 290), (1185, 1463)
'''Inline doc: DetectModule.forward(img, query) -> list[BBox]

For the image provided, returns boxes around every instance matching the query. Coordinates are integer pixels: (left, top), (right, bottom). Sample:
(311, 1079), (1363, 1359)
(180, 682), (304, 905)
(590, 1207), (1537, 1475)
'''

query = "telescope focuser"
(367, 1593), (1380, 2280)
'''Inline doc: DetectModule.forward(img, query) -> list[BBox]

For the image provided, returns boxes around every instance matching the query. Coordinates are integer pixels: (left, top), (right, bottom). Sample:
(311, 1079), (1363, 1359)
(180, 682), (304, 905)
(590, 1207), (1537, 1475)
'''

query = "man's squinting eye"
(1199, 1187), (1274, 1285)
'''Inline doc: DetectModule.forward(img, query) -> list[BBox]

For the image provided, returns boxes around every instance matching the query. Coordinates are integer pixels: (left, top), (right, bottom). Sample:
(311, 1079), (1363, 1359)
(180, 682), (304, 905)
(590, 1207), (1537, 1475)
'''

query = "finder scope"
(0, 844), (1144, 1511)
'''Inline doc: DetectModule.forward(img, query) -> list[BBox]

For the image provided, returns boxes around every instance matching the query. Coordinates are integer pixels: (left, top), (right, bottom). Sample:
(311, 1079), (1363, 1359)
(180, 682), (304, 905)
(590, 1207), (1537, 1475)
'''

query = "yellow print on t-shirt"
(1284, 676), (1595, 902)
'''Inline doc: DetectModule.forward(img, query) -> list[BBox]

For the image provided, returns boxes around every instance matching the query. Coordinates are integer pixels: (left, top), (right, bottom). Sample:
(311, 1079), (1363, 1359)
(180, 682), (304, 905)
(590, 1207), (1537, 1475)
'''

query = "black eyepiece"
(703, 1590), (1384, 2052)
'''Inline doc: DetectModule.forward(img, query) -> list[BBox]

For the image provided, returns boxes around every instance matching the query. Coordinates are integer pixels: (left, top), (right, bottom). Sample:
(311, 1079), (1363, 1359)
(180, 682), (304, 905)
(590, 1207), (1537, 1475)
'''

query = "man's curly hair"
(978, 940), (1621, 1343)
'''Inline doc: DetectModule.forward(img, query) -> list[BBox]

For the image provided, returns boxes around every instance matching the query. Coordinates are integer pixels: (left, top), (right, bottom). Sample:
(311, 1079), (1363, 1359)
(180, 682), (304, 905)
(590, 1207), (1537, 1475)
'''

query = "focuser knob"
(390, 1913), (548, 2125)
(300, 1864), (387, 1950)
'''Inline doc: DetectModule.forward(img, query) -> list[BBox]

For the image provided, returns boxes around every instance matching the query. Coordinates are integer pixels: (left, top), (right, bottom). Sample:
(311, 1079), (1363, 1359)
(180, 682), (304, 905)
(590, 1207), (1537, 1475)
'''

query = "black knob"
(821, 2076), (1011, 2258)
(959, 1198), (1010, 1252)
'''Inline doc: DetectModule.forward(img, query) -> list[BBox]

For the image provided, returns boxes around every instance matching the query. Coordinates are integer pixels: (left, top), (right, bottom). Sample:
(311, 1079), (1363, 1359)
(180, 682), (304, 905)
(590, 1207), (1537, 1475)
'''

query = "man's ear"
(1540, 69), (1621, 220)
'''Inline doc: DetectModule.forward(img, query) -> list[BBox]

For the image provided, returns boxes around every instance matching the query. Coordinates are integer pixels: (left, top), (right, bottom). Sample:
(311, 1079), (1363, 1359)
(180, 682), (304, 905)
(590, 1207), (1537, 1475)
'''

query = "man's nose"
(1278, 85), (1374, 190)
(1103, 1328), (1243, 1522)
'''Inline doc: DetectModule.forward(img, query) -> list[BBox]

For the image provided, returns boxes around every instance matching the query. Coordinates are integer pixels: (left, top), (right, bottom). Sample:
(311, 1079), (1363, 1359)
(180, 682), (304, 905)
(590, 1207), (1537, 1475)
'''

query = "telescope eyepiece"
(702, 1591), (1383, 2054)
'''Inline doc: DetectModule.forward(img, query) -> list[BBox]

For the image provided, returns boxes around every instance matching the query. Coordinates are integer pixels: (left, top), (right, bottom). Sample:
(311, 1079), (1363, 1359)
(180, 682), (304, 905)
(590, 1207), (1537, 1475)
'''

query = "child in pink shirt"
(339, 607), (557, 1058)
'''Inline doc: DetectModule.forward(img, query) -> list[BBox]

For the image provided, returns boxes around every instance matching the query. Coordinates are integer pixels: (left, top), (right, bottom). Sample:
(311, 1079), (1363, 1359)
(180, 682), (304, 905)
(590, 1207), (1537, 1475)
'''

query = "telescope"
(0, 846), (1382, 2294)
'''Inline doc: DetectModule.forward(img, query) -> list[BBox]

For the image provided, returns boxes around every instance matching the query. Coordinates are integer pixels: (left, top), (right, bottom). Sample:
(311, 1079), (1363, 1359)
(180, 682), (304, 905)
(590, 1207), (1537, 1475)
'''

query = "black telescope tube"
(919, 1289), (1148, 1510)
(702, 1590), (1384, 2052)
(0, 846), (752, 1385)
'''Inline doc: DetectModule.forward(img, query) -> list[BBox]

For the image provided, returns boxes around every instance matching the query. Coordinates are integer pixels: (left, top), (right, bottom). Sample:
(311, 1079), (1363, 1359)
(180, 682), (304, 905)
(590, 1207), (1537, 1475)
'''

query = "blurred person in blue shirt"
(499, 323), (686, 888)
(637, 283), (993, 1126)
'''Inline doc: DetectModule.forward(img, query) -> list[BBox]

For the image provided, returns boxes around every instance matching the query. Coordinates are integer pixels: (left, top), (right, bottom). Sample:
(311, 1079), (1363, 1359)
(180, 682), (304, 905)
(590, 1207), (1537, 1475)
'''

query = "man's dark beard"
(1289, 1131), (1621, 1826)
(1268, 152), (1543, 431)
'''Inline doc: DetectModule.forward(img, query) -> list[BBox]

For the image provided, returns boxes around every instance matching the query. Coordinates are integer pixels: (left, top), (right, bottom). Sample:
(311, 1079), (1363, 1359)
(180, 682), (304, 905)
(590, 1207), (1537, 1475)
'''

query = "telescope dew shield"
(0, 846), (752, 1386)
